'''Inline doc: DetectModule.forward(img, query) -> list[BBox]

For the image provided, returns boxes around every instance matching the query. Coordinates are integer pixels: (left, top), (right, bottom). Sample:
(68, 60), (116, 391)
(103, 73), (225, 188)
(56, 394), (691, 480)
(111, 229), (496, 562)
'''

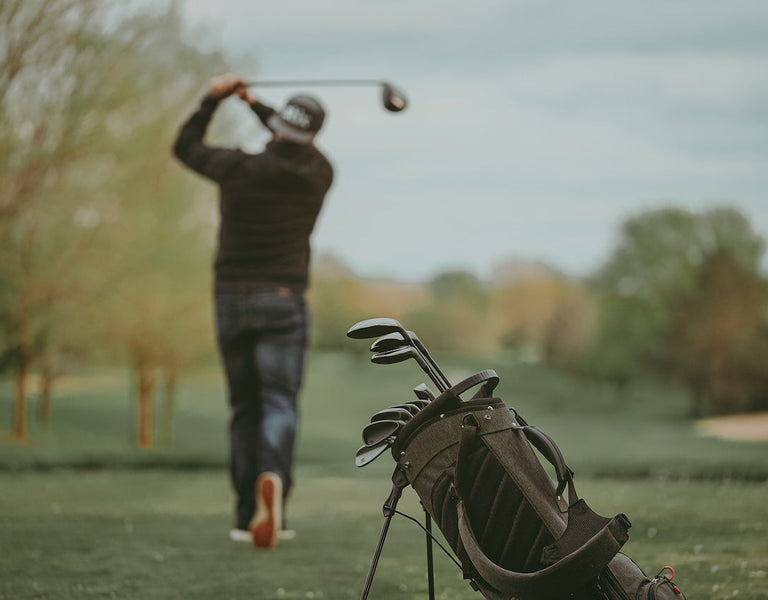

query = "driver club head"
(347, 317), (407, 340)
(381, 82), (407, 112)
(362, 419), (406, 446)
(370, 346), (418, 365)
(370, 331), (406, 353)
(371, 346), (448, 393)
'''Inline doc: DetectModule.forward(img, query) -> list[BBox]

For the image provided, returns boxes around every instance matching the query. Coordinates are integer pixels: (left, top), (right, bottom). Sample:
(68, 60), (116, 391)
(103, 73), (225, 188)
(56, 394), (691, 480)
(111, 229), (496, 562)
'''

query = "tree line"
(311, 206), (768, 419)
(1, 0), (230, 445)
(2, 1), (766, 449)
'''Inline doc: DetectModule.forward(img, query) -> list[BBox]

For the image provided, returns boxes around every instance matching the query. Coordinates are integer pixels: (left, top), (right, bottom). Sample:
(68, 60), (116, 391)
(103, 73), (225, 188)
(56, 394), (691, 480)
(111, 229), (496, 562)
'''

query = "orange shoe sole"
(250, 472), (282, 549)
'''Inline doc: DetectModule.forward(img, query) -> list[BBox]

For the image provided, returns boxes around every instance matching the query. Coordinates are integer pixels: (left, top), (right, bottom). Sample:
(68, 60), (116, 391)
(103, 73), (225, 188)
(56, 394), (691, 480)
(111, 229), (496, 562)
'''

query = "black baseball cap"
(267, 94), (326, 144)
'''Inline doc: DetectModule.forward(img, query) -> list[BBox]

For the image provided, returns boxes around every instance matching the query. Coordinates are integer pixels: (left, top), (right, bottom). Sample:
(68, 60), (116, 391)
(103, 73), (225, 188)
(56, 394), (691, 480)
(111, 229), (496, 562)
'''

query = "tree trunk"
(13, 348), (32, 441)
(160, 368), (177, 447)
(136, 361), (155, 449)
(38, 360), (54, 426)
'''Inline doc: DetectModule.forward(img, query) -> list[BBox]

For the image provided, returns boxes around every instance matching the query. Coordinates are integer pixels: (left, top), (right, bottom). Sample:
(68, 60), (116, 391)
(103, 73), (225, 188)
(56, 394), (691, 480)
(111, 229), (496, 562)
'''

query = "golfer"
(173, 73), (334, 548)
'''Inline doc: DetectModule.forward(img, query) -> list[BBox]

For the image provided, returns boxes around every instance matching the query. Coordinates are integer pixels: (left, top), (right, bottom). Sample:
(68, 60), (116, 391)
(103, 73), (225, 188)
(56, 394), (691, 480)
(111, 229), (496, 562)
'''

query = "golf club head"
(381, 82), (407, 112)
(362, 419), (405, 446)
(347, 317), (406, 340)
(371, 346), (416, 365)
(370, 407), (413, 423)
(408, 399), (430, 410)
(355, 438), (392, 467)
(392, 402), (422, 415)
(413, 383), (436, 401)
(370, 331), (406, 353)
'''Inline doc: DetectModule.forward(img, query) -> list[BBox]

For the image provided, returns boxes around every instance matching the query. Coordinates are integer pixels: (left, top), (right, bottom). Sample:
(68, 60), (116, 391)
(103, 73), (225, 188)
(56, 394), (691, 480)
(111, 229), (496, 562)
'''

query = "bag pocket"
(595, 554), (686, 600)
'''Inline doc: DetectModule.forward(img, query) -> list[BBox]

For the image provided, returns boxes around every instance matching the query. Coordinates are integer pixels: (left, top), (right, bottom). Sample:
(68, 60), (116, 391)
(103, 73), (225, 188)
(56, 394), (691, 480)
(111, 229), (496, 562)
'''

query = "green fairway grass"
(2, 352), (768, 598)
(1, 470), (766, 599)
(2, 353), (767, 479)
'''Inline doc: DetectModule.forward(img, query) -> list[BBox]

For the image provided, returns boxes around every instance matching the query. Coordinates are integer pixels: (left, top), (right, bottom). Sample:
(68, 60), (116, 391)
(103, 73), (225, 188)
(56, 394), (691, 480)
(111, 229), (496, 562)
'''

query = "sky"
(179, 0), (768, 282)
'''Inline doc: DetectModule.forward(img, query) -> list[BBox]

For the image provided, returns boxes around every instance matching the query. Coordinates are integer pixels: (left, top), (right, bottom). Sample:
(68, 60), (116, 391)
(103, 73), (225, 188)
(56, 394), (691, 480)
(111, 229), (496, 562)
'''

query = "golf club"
(349, 318), (451, 389)
(407, 399), (430, 410)
(355, 438), (393, 467)
(245, 79), (407, 113)
(362, 419), (407, 446)
(408, 331), (452, 390)
(413, 383), (436, 402)
(370, 332), (409, 353)
(392, 402), (423, 415)
(370, 407), (414, 423)
(370, 332), (448, 390)
(371, 347), (448, 393)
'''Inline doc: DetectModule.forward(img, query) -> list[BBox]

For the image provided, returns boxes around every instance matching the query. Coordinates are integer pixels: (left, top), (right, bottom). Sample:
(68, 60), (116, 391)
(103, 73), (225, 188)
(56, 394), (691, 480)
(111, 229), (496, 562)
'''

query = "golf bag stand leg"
(425, 511), (435, 600)
(359, 467), (410, 600)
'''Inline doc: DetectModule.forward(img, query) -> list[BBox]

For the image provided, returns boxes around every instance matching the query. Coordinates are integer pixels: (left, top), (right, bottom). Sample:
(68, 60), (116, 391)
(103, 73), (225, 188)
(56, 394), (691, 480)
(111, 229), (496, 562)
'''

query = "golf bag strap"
(446, 370), (500, 401)
(456, 498), (629, 600)
(521, 426), (576, 503)
(459, 415), (576, 504)
(453, 418), (629, 599)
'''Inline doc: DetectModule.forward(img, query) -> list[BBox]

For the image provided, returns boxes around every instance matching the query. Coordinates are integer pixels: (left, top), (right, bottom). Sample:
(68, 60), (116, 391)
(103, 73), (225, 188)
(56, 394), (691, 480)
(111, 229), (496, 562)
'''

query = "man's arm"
(235, 84), (277, 130)
(172, 74), (247, 182)
(247, 99), (276, 129)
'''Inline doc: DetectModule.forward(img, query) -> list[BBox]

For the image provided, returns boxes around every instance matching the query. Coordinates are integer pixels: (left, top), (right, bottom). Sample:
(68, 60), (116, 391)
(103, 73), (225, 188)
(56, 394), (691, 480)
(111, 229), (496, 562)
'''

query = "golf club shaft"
(372, 348), (447, 393)
(371, 332), (449, 392)
(397, 345), (446, 393)
(246, 79), (384, 88)
(408, 334), (451, 390)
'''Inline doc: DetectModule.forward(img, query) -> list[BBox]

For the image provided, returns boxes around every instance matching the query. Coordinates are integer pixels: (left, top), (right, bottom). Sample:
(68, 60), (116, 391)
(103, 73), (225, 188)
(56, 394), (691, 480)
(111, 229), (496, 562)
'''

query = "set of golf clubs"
(347, 317), (453, 467)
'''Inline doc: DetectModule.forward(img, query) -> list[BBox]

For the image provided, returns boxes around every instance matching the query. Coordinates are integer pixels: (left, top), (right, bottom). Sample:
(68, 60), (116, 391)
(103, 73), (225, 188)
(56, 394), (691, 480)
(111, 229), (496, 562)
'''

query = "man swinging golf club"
(173, 73), (334, 548)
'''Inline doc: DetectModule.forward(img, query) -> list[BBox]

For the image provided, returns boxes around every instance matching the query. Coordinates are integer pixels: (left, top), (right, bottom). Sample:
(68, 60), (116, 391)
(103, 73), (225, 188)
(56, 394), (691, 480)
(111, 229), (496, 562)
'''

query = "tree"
(490, 274), (593, 363)
(1, 0), (108, 440)
(587, 206), (767, 411)
(404, 270), (493, 354)
(0, 0), (229, 443)
(669, 251), (768, 416)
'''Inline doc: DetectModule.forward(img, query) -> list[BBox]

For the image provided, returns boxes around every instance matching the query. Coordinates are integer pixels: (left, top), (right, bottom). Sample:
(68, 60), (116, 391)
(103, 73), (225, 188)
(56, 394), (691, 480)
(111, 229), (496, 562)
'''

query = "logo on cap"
(281, 104), (312, 130)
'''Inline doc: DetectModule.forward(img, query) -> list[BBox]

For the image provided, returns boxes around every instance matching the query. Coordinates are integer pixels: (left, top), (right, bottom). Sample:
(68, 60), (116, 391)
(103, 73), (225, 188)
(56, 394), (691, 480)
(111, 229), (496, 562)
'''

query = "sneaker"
(278, 529), (296, 541)
(229, 528), (252, 543)
(249, 472), (282, 549)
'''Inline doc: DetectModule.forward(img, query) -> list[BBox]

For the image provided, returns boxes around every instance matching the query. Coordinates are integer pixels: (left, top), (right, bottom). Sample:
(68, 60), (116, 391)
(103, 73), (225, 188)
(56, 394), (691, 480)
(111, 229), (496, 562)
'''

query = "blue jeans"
(214, 284), (308, 530)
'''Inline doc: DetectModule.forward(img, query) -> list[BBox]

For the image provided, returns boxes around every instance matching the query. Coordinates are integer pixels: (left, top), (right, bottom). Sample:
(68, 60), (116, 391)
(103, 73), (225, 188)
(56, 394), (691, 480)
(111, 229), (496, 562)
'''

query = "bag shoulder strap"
(457, 498), (629, 599)
(450, 369), (499, 399)
(454, 418), (630, 599)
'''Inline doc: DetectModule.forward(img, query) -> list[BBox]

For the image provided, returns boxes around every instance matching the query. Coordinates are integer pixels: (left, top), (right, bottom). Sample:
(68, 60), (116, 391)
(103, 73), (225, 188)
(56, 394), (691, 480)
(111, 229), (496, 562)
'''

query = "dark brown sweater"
(173, 95), (334, 291)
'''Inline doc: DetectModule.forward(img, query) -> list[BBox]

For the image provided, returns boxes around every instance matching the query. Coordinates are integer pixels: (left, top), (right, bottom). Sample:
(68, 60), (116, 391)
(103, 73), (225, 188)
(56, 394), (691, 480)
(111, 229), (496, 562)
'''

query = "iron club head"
(370, 407), (413, 423)
(413, 383), (436, 401)
(355, 438), (393, 467)
(392, 402), (423, 415)
(362, 419), (406, 446)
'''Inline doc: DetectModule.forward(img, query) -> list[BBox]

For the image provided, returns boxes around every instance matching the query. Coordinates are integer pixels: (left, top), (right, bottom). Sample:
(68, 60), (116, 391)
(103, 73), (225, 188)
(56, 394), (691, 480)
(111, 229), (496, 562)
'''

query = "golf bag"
(390, 369), (687, 600)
